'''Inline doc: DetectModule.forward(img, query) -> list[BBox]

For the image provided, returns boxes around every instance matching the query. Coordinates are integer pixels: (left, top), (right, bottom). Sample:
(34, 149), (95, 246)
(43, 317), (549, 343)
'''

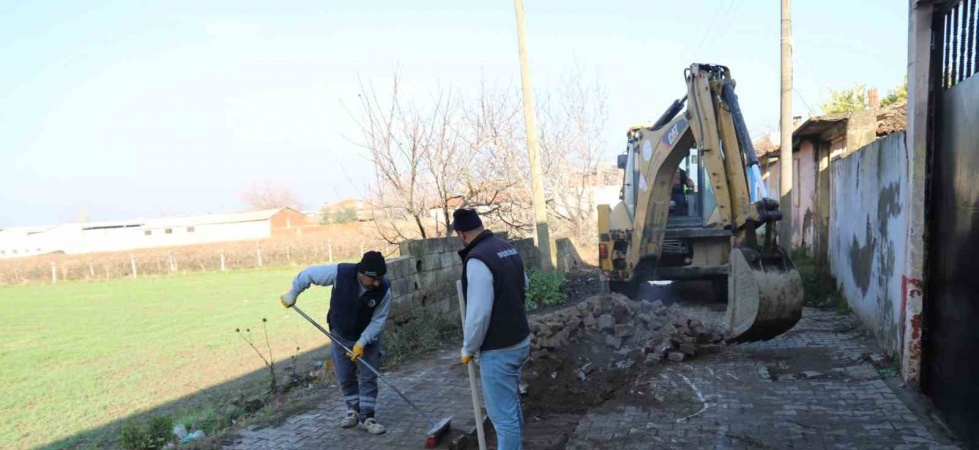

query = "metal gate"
(923, 0), (979, 446)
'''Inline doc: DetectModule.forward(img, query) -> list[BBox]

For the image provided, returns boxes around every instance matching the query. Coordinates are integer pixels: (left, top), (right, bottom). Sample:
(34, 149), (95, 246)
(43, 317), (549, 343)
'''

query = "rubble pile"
(525, 293), (725, 387)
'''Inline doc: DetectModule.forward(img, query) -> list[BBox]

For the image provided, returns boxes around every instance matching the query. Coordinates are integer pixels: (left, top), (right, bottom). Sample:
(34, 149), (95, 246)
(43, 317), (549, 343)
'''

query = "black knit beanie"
(357, 251), (387, 278)
(452, 208), (483, 232)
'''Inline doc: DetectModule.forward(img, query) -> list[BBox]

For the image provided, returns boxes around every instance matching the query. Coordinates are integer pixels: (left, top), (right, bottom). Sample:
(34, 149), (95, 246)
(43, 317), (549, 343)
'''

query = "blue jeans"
(480, 344), (529, 450)
(330, 335), (382, 422)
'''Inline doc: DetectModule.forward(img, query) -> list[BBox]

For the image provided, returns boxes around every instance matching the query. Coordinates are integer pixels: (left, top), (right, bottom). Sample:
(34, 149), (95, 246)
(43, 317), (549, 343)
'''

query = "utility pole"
(513, 0), (553, 271)
(779, 0), (793, 256)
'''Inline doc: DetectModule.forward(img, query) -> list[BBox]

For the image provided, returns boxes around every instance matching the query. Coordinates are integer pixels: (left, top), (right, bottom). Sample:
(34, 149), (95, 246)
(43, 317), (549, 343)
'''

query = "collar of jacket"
(457, 229), (495, 260)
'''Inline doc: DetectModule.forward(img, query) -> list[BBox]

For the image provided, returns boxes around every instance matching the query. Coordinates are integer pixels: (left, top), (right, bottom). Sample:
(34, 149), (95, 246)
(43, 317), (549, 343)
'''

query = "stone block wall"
(387, 234), (541, 323)
(510, 238), (539, 271)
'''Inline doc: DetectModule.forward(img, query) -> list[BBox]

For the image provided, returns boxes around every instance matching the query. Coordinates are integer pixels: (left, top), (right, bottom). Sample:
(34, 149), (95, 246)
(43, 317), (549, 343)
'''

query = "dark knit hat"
(357, 251), (387, 278)
(452, 208), (483, 232)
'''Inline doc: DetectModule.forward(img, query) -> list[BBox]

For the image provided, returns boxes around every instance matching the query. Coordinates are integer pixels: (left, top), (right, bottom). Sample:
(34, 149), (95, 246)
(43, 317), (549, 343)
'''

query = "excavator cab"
(598, 63), (803, 343)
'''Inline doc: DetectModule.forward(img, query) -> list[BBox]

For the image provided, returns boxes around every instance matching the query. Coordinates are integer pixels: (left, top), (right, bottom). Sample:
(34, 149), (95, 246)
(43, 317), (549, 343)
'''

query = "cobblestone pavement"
(224, 350), (482, 450)
(564, 308), (960, 450)
(225, 308), (960, 450)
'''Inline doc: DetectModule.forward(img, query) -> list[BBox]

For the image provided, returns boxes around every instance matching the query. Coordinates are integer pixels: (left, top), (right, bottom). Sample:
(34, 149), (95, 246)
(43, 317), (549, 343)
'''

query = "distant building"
(320, 199), (370, 223)
(0, 207), (307, 259)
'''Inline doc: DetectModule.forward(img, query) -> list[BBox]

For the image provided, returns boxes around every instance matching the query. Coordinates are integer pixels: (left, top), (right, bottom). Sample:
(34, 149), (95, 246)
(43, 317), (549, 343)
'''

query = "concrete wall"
(387, 235), (542, 323)
(900, 0), (935, 385)
(760, 142), (816, 249)
(829, 133), (908, 356)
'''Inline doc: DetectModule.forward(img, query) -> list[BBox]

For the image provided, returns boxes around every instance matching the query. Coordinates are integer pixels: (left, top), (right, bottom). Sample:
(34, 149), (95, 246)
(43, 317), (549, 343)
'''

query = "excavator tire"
(725, 247), (804, 343)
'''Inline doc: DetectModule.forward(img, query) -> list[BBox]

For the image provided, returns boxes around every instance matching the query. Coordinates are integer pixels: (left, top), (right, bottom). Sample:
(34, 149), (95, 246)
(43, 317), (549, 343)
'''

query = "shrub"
(382, 313), (462, 366)
(793, 250), (847, 311)
(120, 415), (173, 450)
(526, 269), (567, 310)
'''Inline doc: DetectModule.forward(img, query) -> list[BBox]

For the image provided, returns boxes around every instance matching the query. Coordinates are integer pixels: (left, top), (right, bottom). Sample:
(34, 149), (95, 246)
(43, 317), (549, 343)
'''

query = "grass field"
(0, 266), (336, 450)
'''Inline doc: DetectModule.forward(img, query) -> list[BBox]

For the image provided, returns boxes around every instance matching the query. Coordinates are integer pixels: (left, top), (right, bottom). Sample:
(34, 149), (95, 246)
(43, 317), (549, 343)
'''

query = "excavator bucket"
(725, 247), (804, 342)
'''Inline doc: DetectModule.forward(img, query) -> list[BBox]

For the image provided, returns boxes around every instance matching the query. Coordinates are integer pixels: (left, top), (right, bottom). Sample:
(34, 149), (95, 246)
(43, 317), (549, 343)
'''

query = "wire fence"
(0, 231), (397, 285)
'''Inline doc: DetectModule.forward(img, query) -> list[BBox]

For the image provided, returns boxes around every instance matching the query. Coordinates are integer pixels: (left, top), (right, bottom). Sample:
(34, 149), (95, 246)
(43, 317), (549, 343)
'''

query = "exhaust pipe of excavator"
(725, 247), (804, 343)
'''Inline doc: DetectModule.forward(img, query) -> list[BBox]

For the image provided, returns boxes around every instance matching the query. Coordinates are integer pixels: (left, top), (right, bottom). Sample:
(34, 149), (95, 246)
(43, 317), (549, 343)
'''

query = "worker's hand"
(347, 343), (364, 361)
(461, 354), (472, 365)
(280, 293), (296, 309)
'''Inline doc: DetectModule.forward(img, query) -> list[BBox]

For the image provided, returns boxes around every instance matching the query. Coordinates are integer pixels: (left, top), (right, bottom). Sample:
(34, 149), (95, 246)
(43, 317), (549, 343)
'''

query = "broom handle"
(291, 305), (436, 425)
(457, 281), (488, 450)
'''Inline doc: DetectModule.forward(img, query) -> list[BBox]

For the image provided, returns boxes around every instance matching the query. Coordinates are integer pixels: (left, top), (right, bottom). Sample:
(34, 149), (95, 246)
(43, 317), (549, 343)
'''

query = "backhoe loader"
(597, 63), (803, 342)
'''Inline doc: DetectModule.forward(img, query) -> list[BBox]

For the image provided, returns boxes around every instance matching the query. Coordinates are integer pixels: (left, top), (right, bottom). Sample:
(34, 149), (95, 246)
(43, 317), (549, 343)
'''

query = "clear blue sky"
(0, 0), (908, 227)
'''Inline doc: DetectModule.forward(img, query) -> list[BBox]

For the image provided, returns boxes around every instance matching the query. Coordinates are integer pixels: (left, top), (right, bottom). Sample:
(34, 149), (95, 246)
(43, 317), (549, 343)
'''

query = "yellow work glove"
(347, 343), (364, 361)
(461, 354), (472, 365)
(280, 294), (296, 309)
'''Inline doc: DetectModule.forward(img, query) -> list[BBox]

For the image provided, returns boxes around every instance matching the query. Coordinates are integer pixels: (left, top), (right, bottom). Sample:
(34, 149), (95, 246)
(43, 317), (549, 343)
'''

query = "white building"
(0, 208), (308, 259)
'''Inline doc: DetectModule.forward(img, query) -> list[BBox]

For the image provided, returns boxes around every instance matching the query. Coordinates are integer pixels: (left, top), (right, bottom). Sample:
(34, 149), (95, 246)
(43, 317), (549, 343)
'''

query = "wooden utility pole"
(513, 0), (554, 271)
(779, 0), (793, 255)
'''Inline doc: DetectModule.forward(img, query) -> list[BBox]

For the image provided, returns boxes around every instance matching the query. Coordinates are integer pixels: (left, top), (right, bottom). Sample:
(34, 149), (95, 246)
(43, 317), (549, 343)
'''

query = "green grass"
(792, 250), (849, 313)
(0, 266), (336, 450)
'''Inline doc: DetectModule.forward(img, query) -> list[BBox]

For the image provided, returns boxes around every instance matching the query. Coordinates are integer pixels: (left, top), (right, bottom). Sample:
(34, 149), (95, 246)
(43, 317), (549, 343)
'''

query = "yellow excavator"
(597, 63), (803, 342)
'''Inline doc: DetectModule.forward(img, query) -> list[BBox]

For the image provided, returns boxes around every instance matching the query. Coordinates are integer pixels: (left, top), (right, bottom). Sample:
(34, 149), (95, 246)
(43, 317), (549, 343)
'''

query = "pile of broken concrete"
(527, 293), (726, 373)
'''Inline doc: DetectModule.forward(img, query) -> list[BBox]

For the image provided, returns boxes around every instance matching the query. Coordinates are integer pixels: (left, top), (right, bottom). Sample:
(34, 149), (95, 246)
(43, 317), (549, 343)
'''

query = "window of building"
(144, 230), (152, 236)
(165, 228), (173, 234)
(187, 226), (195, 233)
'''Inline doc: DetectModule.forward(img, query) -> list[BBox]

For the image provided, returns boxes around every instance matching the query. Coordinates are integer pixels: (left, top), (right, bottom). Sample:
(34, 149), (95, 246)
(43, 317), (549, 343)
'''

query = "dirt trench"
(506, 293), (726, 449)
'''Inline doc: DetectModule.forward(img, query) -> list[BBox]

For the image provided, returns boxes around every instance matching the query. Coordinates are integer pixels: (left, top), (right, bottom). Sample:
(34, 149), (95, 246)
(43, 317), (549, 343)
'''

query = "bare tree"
(458, 80), (535, 235)
(348, 72), (444, 244)
(347, 64), (611, 246)
(539, 64), (609, 244)
(241, 179), (302, 210)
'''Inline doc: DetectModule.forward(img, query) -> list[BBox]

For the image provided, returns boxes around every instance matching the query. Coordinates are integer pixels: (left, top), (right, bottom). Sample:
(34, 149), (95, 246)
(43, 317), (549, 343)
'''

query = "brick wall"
(386, 234), (540, 323)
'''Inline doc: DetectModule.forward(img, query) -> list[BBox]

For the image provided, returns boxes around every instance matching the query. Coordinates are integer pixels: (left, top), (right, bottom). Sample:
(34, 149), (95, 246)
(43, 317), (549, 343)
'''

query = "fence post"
(286, 246), (292, 264)
(220, 250), (226, 272)
(130, 254), (137, 278)
(168, 251), (175, 274)
(51, 262), (57, 284)
(360, 243), (364, 256)
(328, 244), (333, 263)
(256, 243), (263, 267)
(89, 259), (95, 278)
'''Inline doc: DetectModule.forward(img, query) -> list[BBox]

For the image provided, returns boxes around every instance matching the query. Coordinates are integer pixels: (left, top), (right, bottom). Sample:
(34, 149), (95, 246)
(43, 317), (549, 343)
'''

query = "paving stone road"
(224, 308), (961, 450)
(564, 308), (960, 450)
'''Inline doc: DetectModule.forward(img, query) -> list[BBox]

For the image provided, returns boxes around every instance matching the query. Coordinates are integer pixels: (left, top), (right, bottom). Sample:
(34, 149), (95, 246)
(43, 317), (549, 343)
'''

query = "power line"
(692, 0), (733, 62)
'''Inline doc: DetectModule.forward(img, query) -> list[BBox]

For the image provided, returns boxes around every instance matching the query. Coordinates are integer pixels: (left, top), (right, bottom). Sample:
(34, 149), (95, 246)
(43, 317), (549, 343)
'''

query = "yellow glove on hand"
(280, 294), (296, 309)
(347, 343), (364, 361)
(461, 354), (472, 365)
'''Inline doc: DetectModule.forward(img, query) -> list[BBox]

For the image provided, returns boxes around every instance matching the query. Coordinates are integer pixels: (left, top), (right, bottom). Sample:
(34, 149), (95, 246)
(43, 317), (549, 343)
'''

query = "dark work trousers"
(330, 334), (382, 421)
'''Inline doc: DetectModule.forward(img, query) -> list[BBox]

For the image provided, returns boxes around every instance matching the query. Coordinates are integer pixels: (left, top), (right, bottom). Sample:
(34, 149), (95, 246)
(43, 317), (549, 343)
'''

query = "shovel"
(290, 305), (452, 448)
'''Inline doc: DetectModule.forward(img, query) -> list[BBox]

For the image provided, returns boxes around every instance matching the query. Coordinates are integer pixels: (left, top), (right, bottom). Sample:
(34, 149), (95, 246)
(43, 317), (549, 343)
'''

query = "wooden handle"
(457, 280), (487, 450)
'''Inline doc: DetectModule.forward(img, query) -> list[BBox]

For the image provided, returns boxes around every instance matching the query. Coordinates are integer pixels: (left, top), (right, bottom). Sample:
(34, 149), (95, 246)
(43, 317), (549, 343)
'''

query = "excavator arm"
(599, 64), (803, 342)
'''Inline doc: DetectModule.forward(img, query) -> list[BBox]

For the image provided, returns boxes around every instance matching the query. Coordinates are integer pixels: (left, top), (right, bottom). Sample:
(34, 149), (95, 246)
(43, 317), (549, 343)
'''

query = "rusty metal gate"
(923, 0), (979, 446)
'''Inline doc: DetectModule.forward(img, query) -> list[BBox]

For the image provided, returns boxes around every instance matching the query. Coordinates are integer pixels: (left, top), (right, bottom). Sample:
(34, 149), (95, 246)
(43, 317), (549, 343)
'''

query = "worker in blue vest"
(280, 251), (390, 435)
(454, 208), (531, 450)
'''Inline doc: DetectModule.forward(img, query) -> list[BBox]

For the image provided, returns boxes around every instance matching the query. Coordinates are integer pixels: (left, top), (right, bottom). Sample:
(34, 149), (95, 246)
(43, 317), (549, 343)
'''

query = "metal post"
(168, 251), (175, 274)
(513, 0), (554, 272)
(130, 254), (137, 278)
(51, 262), (57, 284)
(220, 250), (226, 272)
(779, 0), (793, 256)
(89, 259), (95, 278)
(257, 243), (263, 267)
(328, 244), (334, 263)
